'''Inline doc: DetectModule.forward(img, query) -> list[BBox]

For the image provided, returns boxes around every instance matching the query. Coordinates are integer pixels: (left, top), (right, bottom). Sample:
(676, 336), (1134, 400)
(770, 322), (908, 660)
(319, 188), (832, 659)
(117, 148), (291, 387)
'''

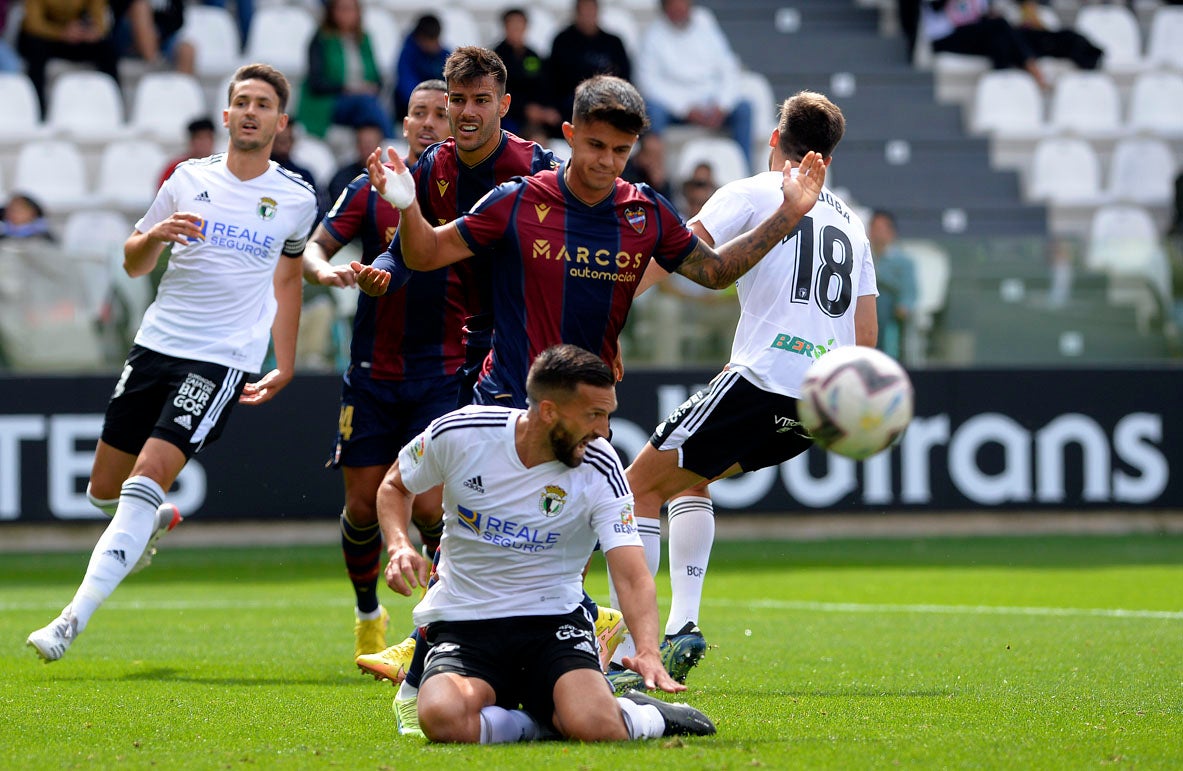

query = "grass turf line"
(1, 535), (1180, 769)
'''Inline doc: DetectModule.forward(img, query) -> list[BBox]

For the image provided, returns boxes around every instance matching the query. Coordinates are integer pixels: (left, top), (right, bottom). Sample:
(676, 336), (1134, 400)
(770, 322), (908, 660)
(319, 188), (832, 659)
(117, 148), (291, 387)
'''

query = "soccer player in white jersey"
(26, 63), (319, 663)
(606, 91), (879, 689)
(376, 344), (715, 743)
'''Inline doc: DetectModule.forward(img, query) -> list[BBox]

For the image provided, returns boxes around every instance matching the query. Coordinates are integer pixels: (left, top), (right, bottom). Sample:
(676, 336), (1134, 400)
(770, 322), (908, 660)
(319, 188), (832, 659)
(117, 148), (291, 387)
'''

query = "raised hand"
(780, 150), (827, 221)
(366, 146), (416, 209)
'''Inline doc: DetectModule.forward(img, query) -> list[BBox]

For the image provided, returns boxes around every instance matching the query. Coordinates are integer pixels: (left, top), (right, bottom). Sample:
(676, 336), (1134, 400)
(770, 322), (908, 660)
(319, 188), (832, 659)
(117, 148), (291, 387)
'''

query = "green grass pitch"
(2, 534), (1181, 769)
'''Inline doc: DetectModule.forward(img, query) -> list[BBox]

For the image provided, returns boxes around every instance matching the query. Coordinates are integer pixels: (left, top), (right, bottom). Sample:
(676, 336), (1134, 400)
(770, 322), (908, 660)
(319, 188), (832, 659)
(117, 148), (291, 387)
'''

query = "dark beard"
(549, 423), (585, 467)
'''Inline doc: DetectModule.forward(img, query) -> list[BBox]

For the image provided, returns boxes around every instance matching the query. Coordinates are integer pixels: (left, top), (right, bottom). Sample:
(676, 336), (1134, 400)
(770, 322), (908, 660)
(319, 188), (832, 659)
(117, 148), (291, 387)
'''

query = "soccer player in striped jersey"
(27, 64), (319, 662)
(299, 79), (453, 662)
(614, 91), (879, 690)
(368, 75), (827, 410)
(376, 344), (715, 743)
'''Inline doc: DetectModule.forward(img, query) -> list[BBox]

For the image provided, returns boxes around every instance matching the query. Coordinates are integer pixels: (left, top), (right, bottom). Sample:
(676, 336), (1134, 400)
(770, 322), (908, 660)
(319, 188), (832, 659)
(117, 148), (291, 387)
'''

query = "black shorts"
(421, 608), (601, 726)
(101, 345), (247, 459)
(650, 369), (814, 479)
(328, 367), (459, 468)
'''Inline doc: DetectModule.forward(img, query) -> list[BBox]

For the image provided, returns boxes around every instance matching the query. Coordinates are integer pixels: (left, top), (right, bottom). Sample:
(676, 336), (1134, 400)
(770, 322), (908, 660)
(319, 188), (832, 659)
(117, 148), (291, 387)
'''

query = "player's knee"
(418, 699), (477, 743)
(342, 494), (378, 525)
(556, 704), (628, 742)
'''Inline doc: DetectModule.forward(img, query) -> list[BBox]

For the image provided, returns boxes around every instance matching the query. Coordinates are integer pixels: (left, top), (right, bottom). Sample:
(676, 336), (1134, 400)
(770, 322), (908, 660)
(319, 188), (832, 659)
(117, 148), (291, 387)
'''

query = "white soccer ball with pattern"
(797, 345), (914, 460)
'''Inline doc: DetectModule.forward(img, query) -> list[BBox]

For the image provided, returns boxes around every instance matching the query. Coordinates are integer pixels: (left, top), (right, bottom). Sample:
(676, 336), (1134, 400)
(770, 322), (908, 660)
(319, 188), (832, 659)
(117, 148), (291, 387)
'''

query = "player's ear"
(498, 92), (511, 119)
(538, 399), (559, 424)
(561, 122), (574, 144)
(768, 129), (779, 150)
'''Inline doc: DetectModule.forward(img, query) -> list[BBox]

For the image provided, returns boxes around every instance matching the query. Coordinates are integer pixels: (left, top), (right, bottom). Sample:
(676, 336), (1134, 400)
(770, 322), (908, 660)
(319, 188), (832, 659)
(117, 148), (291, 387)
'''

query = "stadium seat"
(180, 5), (242, 81)
(1086, 204), (1172, 331)
(1047, 72), (1123, 139)
(968, 70), (1044, 137)
(242, 6), (317, 79)
(45, 71), (127, 143)
(363, 6), (403, 74)
(13, 140), (94, 212)
(896, 238), (951, 364)
(1074, 4), (1143, 74)
(675, 136), (750, 186)
(94, 140), (167, 214)
(737, 70), (777, 152)
(290, 134), (338, 190)
(1106, 137), (1177, 207)
(1127, 72), (1183, 139)
(1145, 6), (1183, 71)
(1027, 137), (1102, 204)
(0, 73), (45, 144)
(437, 8), (483, 50)
(128, 73), (208, 144)
(61, 209), (132, 260)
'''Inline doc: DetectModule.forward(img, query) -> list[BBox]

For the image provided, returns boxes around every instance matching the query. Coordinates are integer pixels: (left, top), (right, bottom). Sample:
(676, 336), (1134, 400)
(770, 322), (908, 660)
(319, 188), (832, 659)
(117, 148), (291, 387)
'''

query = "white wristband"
(374, 165), (416, 209)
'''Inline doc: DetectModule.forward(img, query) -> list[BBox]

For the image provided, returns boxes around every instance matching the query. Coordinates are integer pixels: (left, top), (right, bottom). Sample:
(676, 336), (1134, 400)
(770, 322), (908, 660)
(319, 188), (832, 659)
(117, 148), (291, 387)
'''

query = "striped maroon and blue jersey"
(456, 164), (699, 406)
(403, 132), (559, 323)
(322, 167), (467, 381)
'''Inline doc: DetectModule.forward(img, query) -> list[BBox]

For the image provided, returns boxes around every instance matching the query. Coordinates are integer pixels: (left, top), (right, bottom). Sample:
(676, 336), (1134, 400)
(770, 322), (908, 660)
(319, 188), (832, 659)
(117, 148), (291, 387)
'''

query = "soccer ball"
(797, 346), (914, 460)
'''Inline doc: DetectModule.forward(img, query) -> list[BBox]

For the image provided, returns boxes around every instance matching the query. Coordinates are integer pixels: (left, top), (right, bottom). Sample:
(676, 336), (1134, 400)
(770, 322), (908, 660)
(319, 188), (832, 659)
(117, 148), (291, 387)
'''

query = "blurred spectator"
(493, 7), (561, 137)
(678, 161), (717, 219)
(299, 0), (392, 139)
(394, 14), (449, 120)
(158, 118), (217, 188)
(112, 0), (195, 74)
(549, 0), (631, 122)
(0, 194), (54, 241)
(622, 133), (673, 202)
(326, 122), (385, 206)
(0, 0), (24, 72)
(271, 124), (326, 217)
(17, 0), (122, 116)
(636, 0), (753, 171)
(868, 210), (917, 361)
(921, 0), (1102, 89)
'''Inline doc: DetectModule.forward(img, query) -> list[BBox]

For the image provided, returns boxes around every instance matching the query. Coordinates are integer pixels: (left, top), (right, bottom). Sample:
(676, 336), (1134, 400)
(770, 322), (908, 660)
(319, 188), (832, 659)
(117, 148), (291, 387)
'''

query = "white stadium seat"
(242, 6), (317, 79)
(45, 72), (126, 143)
(969, 70), (1044, 137)
(1086, 204), (1172, 330)
(0, 73), (44, 143)
(737, 70), (777, 151)
(1074, 4), (1143, 74)
(364, 6), (403, 74)
(95, 140), (167, 214)
(1048, 72), (1123, 139)
(129, 72), (208, 144)
(290, 134), (339, 189)
(437, 8), (483, 50)
(61, 209), (132, 259)
(1028, 137), (1102, 204)
(13, 139), (94, 212)
(675, 136), (750, 186)
(180, 5), (241, 80)
(1128, 72), (1183, 139)
(1146, 6), (1183, 71)
(1106, 137), (1177, 207)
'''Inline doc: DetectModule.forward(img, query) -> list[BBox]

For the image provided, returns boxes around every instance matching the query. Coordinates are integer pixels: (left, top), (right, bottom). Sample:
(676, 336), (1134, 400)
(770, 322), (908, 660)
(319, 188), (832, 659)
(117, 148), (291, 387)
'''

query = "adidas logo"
(102, 548), (127, 567)
(463, 475), (485, 493)
(194, 190), (211, 203)
(173, 413), (193, 430)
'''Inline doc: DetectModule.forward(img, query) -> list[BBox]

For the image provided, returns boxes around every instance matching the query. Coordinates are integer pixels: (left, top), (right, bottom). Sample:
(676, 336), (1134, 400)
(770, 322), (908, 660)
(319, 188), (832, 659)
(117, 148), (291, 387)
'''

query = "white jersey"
(134, 154), (318, 372)
(690, 171), (878, 397)
(398, 406), (640, 626)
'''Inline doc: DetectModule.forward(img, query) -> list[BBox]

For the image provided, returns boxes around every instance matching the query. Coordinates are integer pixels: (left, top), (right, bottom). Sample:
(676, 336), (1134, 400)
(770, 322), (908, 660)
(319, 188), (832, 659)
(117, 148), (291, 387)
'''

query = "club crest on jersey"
(535, 203), (551, 223)
(624, 206), (646, 234)
(257, 196), (277, 221)
(436, 179), (450, 196)
(539, 485), (567, 517)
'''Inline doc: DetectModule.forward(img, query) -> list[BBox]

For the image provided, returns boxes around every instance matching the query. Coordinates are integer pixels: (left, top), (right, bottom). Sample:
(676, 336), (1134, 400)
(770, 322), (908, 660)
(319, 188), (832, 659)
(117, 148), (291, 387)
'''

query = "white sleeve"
(858, 238), (878, 297)
(397, 427), (446, 496)
(135, 170), (181, 234)
(688, 182), (756, 246)
(592, 493), (641, 553)
(283, 195), (318, 256)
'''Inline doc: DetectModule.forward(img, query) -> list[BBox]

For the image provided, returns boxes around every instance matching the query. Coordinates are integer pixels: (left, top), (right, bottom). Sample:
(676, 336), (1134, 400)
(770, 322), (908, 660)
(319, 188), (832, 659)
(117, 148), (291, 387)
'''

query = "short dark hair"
(871, 209), (897, 229)
(572, 75), (648, 135)
(411, 13), (441, 39)
(411, 78), (448, 98)
(526, 345), (614, 404)
(229, 63), (291, 112)
(776, 90), (845, 162)
(187, 117), (215, 136)
(502, 8), (526, 24)
(443, 46), (509, 96)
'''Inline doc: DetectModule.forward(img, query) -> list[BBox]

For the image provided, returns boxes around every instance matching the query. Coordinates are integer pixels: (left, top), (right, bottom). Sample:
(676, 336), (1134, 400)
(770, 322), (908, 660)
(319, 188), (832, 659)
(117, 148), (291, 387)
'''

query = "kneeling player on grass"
(376, 345), (715, 742)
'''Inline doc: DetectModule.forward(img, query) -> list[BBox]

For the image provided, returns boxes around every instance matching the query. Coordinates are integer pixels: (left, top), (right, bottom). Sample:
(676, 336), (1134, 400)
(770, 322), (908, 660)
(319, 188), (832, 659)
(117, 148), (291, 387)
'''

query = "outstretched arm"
(376, 460), (430, 595)
(302, 225), (357, 288)
(675, 151), (826, 289)
(605, 545), (686, 694)
(366, 147), (474, 271)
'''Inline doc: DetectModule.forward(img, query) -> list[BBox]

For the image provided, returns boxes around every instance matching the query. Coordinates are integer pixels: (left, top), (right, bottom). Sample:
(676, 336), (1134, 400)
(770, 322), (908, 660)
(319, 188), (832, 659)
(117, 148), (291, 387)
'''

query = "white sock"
(356, 606), (383, 621)
(86, 484), (119, 518)
(479, 706), (541, 743)
(666, 496), (715, 635)
(396, 680), (418, 700)
(617, 696), (665, 740)
(69, 476), (164, 633)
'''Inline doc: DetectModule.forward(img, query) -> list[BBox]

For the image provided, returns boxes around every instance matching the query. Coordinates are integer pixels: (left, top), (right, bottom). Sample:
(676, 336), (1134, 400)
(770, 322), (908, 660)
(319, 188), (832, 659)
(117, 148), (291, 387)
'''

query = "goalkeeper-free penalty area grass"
(1, 534), (1180, 769)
